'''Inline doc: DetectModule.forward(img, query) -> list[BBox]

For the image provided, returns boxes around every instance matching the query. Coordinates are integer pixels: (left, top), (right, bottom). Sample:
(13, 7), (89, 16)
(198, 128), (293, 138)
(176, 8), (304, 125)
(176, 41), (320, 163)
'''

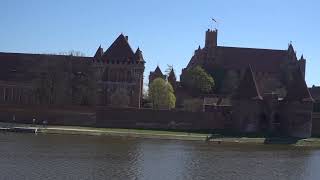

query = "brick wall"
(0, 105), (226, 132)
(95, 107), (226, 131)
(0, 105), (96, 127)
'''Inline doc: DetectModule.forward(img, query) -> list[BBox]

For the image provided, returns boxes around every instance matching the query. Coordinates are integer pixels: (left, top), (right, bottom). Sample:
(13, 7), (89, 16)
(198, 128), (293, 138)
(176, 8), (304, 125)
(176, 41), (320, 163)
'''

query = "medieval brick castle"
(0, 34), (144, 108)
(150, 29), (315, 138)
(0, 28), (318, 138)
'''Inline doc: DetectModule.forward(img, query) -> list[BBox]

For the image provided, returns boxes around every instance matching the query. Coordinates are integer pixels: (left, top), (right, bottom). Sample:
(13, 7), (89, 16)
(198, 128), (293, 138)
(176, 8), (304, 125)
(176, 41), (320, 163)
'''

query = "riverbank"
(2, 122), (320, 146)
(34, 127), (320, 146)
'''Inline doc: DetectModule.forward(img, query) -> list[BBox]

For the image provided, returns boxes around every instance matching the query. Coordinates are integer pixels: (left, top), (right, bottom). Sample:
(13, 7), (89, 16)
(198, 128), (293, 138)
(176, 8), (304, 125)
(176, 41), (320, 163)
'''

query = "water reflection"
(0, 133), (319, 180)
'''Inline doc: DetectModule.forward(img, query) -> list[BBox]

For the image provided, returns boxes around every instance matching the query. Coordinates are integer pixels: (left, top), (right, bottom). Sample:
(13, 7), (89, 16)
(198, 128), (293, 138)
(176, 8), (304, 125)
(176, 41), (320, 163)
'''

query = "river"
(0, 133), (320, 180)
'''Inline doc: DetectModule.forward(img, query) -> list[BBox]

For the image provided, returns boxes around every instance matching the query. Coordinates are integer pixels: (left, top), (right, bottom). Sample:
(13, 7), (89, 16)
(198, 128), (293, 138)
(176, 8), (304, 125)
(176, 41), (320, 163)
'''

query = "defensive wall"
(0, 104), (318, 136)
(0, 105), (226, 132)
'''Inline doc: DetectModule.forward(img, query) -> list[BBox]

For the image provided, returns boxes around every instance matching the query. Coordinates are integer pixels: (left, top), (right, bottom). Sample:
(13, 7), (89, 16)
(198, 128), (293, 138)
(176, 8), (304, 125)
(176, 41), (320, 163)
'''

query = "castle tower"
(93, 34), (145, 108)
(205, 29), (218, 48)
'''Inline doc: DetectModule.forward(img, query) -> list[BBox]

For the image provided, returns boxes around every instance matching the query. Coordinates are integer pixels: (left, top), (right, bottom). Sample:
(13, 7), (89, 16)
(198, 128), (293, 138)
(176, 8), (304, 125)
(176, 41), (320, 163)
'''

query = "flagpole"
(211, 18), (218, 30)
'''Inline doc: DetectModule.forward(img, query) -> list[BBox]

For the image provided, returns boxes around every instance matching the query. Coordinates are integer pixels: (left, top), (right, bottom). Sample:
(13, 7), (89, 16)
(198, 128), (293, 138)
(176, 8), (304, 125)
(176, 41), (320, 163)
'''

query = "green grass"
(3, 122), (320, 146)
(37, 125), (209, 141)
(43, 125), (208, 136)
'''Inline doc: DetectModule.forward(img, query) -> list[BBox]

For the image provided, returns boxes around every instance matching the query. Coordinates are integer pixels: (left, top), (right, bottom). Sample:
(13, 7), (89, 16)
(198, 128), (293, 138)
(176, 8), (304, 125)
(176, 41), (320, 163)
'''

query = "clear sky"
(0, 0), (319, 86)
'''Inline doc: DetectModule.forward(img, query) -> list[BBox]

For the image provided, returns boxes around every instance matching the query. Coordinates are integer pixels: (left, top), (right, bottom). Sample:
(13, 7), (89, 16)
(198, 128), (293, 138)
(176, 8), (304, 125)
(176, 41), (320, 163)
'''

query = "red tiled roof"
(216, 46), (288, 72)
(234, 65), (262, 100)
(285, 67), (313, 102)
(0, 52), (91, 82)
(103, 34), (135, 62)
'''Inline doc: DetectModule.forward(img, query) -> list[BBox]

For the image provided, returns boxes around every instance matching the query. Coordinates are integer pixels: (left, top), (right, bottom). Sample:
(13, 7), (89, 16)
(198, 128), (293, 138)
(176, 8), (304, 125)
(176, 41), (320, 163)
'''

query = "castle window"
(127, 71), (132, 82)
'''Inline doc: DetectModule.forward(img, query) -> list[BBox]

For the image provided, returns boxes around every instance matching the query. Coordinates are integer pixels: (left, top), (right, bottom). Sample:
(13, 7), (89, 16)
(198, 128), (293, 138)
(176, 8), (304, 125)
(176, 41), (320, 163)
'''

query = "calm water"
(1, 133), (320, 180)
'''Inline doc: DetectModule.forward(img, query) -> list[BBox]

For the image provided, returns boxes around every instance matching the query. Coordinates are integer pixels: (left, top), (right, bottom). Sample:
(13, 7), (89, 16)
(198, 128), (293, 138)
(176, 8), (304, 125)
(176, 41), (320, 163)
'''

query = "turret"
(134, 47), (145, 63)
(94, 45), (104, 61)
(299, 54), (306, 78)
(168, 69), (177, 88)
(149, 66), (166, 85)
(287, 43), (297, 61)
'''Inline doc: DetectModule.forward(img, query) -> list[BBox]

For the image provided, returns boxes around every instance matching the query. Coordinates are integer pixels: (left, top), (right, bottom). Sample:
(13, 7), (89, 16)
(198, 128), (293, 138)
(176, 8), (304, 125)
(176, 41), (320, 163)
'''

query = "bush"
(181, 66), (214, 94)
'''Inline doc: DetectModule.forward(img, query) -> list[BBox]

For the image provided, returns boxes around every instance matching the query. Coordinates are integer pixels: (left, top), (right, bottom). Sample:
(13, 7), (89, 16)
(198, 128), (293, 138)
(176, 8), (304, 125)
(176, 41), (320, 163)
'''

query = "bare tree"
(44, 50), (86, 57)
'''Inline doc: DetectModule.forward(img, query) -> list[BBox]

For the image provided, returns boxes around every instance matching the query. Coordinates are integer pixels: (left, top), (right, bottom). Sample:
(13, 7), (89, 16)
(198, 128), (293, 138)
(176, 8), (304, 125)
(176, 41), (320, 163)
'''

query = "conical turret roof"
(168, 69), (176, 82)
(134, 47), (145, 62)
(94, 45), (104, 60)
(154, 66), (163, 75)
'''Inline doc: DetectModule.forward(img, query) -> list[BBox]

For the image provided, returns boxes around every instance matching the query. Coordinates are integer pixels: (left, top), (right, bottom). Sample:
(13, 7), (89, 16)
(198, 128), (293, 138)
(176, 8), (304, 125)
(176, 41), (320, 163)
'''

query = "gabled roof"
(216, 46), (288, 72)
(234, 65), (262, 100)
(285, 67), (313, 102)
(103, 34), (134, 61)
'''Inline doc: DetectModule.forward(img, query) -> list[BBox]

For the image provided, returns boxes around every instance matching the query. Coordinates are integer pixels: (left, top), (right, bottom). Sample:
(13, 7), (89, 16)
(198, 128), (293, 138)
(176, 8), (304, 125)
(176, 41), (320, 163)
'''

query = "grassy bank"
(38, 126), (209, 141)
(2, 122), (320, 146)
(36, 126), (320, 147)
(36, 127), (320, 146)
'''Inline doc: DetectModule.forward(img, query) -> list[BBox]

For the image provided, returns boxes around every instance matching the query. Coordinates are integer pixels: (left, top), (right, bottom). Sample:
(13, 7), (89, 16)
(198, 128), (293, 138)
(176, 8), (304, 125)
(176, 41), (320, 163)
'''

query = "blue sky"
(0, 0), (319, 86)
